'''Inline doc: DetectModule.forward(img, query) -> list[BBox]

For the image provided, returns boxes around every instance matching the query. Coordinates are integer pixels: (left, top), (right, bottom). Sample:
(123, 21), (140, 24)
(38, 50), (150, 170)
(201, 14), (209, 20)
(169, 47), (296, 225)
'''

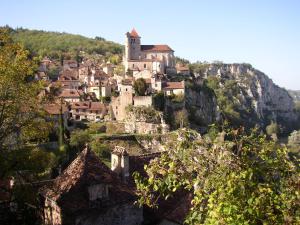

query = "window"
(125, 88), (128, 91)
(144, 64), (146, 69)
(132, 64), (134, 68)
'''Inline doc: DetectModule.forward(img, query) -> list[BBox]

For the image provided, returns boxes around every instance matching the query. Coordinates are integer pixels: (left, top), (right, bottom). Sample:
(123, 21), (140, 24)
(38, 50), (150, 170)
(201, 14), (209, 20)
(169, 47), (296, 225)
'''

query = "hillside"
(4, 26), (123, 59)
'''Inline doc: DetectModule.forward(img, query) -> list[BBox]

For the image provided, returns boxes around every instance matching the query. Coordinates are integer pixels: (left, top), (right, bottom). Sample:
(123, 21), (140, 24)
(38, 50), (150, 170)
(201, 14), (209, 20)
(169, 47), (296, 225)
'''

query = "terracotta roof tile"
(130, 28), (140, 38)
(59, 89), (80, 98)
(141, 45), (174, 52)
(163, 81), (185, 90)
(44, 103), (68, 115)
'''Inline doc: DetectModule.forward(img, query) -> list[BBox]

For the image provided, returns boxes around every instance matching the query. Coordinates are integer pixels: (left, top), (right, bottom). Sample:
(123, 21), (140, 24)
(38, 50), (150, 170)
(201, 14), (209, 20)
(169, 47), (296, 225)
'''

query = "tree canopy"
(133, 78), (147, 96)
(134, 128), (300, 224)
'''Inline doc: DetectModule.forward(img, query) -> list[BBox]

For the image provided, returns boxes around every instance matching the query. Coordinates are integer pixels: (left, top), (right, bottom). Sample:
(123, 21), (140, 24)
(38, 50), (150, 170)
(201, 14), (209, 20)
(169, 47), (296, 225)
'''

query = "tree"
(134, 128), (300, 224)
(134, 78), (147, 96)
(153, 91), (165, 111)
(0, 28), (55, 223)
(266, 121), (280, 141)
(69, 129), (91, 152)
(174, 109), (189, 128)
(0, 28), (53, 175)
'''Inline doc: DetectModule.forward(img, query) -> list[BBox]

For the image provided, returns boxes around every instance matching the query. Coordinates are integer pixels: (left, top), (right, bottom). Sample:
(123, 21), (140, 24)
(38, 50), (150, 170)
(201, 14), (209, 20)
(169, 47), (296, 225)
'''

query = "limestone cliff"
(186, 63), (297, 131)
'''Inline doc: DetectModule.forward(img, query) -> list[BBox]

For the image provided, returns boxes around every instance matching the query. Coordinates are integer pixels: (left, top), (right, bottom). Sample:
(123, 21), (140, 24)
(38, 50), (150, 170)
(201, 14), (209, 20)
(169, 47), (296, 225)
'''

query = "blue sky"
(1, 0), (299, 90)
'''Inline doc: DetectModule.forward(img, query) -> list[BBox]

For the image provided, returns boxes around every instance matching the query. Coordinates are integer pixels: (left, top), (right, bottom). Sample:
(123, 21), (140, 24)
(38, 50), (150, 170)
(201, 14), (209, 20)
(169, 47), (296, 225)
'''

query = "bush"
(133, 78), (147, 96)
(153, 92), (165, 111)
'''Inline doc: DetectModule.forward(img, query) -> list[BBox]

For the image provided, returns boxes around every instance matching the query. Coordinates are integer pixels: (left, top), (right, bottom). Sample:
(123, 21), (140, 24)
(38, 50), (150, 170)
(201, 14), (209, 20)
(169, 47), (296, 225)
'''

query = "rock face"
(187, 63), (297, 130)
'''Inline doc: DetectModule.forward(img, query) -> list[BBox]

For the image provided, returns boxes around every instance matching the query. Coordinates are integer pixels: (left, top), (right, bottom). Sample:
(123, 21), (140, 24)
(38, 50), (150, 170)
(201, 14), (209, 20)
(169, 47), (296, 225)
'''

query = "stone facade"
(133, 96), (153, 107)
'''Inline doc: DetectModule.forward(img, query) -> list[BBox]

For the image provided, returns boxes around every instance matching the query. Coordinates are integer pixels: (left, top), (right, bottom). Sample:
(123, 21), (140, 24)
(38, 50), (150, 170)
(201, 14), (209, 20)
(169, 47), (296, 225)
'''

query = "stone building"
(40, 147), (143, 225)
(58, 89), (81, 103)
(110, 79), (134, 121)
(162, 81), (185, 96)
(123, 28), (176, 78)
(70, 101), (108, 121)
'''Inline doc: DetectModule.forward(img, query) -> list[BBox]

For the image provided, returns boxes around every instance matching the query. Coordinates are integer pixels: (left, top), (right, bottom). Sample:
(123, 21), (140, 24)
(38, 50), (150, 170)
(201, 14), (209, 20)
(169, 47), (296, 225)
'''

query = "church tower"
(125, 28), (141, 61)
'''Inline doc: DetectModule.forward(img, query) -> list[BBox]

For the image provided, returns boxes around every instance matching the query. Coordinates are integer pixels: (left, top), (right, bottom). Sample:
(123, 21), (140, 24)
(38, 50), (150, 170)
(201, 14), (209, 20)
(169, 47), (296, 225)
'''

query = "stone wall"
(133, 96), (153, 107)
(74, 203), (143, 225)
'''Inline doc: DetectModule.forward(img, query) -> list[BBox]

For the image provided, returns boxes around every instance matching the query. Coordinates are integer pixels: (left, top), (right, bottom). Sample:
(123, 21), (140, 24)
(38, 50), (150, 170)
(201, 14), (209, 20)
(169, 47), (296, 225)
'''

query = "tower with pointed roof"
(125, 28), (141, 62)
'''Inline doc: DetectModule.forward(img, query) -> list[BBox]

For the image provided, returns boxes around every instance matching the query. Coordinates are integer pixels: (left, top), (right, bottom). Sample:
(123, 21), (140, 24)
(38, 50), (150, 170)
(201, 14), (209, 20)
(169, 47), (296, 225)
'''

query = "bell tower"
(125, 28), (141, 61)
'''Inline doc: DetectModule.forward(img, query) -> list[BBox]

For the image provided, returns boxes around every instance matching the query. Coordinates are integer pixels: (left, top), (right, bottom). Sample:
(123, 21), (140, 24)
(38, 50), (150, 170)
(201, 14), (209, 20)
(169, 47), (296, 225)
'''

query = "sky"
(1, 0), (299, 90)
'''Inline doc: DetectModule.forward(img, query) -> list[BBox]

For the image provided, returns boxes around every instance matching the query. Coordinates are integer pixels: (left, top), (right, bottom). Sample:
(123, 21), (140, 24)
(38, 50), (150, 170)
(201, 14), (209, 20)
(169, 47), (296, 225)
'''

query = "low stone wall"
(133, 96), (152, 107)
(125, 121), (169, 134)
(75, 203), (143, 225)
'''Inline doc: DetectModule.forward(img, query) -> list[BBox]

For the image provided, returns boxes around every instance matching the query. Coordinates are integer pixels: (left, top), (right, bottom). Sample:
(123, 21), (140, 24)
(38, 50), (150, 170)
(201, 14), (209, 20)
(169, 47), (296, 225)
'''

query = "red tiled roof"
(163, 81), (185, 90)
(59, 89), (80, 98)
(130, 28), (140, 38)
(141, 45), (174, 52)
(71, 101), (107, 112)
(44, 103), (68, 115)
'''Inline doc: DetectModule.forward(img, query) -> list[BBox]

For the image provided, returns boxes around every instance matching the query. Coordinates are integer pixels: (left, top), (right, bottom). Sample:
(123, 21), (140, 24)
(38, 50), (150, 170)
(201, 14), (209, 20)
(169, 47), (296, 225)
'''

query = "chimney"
(111, 146), (129, 182)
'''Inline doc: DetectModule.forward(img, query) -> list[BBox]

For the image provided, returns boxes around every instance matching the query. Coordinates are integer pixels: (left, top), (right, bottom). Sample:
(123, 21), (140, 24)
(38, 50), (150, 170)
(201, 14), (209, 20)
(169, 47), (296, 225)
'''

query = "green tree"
(134, 128), (300, 224)
(69, 129), (91, 152)
(133, 78), (147, 96)
(174, 109), (189, 128)
(0, 28), (55, 222)
(153, 91), (165, 111)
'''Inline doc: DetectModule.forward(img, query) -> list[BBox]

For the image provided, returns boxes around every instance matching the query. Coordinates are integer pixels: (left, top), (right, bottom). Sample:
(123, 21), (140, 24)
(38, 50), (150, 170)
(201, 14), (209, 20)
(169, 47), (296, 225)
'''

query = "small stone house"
(59, 89), (81, 103)
(70, 101), (108, 121)
(162, 81), (185, 96)
(40, 147), (143, 225)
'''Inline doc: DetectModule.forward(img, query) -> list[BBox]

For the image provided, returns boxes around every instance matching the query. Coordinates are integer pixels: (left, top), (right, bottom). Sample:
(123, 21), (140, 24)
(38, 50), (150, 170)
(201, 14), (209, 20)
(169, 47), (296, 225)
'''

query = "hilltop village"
(40, 28), (188, 135)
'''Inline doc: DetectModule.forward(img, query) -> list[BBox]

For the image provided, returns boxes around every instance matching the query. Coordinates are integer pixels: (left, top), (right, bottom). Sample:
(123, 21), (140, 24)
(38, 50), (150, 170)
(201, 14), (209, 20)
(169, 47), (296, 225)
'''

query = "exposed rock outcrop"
(187, 63), (297, 131)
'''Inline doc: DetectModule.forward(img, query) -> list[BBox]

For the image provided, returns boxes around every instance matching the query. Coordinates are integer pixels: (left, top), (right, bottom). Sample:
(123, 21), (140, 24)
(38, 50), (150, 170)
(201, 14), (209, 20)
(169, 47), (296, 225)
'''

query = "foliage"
(7, 27), (123, 60)
(90, 139), (110, 160)
(88, 122), (106, 134)
(0, 29), (57, 223)
(114, 64), (125, 76)
(153, 91), (165, 111)
(174, 109), (189, 128)
(205, 76), (242, 125)
(189, 62), (210, 76)
(69, 129), (91, 151)
(105, 121), (125, 134)
(0, 28), (53, 176)
(126, 106), (162, 123)
(134, 128), (300, 224)
(169, 93), (185, 103)
(288, 130), (300, 148)
(175, 56), (190, 65)
(288, 130), (300, 161)
(133, 78), (147, 96)
(266, 121), (280, 136)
